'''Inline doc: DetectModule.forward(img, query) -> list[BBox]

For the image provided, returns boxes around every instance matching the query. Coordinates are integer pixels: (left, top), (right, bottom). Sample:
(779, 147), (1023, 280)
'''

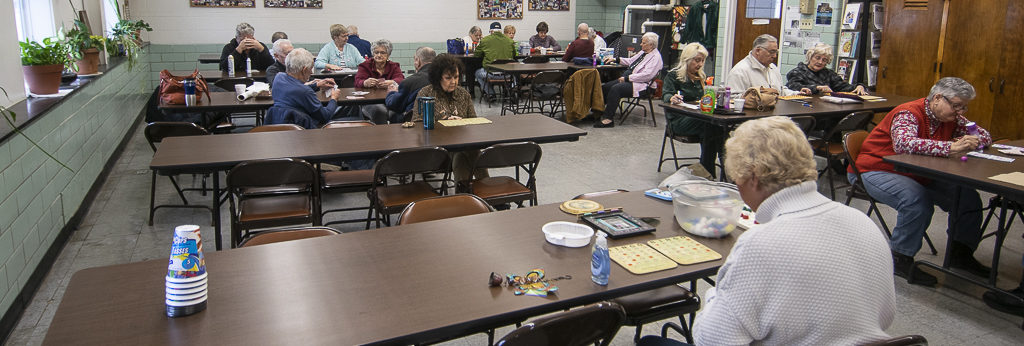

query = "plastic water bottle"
(245, 57), (252, 77)
(591, 233), (610, 285)
(723, 87), (732, 110)
(227, 55), (235, 77)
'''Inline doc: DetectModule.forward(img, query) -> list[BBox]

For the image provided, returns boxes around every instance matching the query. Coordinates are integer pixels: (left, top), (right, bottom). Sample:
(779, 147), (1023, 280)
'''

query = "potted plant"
(65, 20), (105, 75)
(20, 35), (76, 95)
(105, 0), (151, 70)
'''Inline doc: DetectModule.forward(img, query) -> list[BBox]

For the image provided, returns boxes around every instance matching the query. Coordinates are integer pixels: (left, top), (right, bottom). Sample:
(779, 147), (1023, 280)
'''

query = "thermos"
(227, 55), (235, 77)
(183, 78), (197, 106)
(245, 57), (252, 77)
(418, 96), (435, 130)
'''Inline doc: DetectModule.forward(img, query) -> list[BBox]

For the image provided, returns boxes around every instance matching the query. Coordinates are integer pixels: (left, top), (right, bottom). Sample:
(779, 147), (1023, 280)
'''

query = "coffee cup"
(733, 99), (746, 110)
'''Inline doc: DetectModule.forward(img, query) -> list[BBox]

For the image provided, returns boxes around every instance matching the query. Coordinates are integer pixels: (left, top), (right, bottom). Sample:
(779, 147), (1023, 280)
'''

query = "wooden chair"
(459, 142), (542, 208)
(237, 226), (341, 247)
(396, 194), (493, 225)
(366, 147), (452, 228)
(226, 158), (320, 248)
(319, 120), (376, 227)
(618, 76), (662, 126)
(844, 131), (937, 255)
(812, 111), (872, 200)
(495, 302), (626, 346)
(144, 122), (214, 226)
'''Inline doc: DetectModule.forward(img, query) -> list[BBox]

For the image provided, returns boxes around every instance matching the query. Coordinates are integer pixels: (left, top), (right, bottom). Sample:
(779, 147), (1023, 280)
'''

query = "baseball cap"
(490, 22), (502, 31)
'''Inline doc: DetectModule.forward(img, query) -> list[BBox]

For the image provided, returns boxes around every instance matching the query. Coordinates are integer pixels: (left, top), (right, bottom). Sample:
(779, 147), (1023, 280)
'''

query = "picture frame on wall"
(529, 0), (569, 11)
(265, 0), (322, 8)
(190, 0), (255, 8)
(478, 0), (524, 20)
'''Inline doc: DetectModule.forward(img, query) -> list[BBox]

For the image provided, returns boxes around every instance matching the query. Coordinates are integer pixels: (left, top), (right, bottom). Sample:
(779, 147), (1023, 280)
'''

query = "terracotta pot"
(76, 48), (101, 75)
(22, 64), (64, 95)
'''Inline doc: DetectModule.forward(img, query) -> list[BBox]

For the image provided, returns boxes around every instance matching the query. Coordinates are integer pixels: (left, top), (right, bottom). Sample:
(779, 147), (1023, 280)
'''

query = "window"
(746, 0), (783, 19)
(12, 0), (56, 42)
(102, 0), (120, 36)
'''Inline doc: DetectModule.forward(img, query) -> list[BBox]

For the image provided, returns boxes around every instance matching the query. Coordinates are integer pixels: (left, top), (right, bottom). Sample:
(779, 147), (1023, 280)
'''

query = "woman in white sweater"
(692, 116), (896, 345)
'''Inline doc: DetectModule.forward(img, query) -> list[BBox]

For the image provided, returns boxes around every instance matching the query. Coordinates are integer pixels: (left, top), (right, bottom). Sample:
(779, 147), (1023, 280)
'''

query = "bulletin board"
(264, 0), (322, 8)
(478, 0), (524, 19)
(528, 0), (569, 11)
(190, 0), (255, 8)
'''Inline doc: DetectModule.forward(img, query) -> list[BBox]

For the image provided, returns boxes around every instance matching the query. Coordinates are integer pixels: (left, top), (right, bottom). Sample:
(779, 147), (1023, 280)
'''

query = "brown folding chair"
(495, 302), (626, 346)
(237, 226), (341, 247)
(459, 142), (542, 208)
(249, 123), (304, 132)
(860, 335), (928, 346)
(618, 75), (662, 126)
(144, 122), (214, 226)
(396, 194), (493, 225)
(483, 59), (517, 111)
(812, 111), (872, 200)
(319, 120), (377, 227)
(226, 158), (320, 248)
(844, 131), (937, 255)
(367, 147), (452, 228)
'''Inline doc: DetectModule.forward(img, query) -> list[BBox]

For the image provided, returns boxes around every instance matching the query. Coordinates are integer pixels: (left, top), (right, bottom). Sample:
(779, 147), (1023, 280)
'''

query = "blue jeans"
(475, 68), (491, 95)
(850, 171), (983, 257)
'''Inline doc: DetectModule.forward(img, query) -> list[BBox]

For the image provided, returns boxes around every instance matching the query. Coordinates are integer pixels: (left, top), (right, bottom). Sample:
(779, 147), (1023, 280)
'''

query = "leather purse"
(159, 69), (211, 105)
(741, 87), (780, 111)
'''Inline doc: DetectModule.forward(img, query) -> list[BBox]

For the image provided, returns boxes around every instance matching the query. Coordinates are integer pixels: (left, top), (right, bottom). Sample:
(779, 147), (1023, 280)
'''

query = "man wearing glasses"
(849, 77), (992, 287)
(725, 34), (808, 96)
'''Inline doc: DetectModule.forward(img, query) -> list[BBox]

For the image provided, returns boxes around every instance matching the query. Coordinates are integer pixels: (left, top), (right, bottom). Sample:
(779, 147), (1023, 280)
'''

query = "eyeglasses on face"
(940, 95), (968, 112)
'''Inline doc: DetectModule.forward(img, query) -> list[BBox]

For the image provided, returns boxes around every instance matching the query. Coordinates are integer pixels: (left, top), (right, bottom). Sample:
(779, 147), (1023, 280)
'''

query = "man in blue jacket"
(362, 47), (436, 124)
(347, 26), (372, 59)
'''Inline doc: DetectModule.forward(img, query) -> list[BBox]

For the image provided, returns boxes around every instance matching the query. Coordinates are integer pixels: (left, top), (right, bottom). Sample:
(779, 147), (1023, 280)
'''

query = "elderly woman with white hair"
(354, 39), (405, 89)
(786, 43), (868, 95)
(219, 22), (274, 73)
(850, 77), (993, 286)
(692, 116), (895, 345)
(595, 32), (664, 128)
(315, 24), (364, 71)
(662, 43), (723, 177)
(266, 48), (344, 129)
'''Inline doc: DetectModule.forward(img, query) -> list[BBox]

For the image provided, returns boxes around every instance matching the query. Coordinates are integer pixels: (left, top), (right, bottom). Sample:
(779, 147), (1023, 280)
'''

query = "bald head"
(577, 23), (589, 38)
(347, 25), (359, 35)
(414, 46), (436, 70)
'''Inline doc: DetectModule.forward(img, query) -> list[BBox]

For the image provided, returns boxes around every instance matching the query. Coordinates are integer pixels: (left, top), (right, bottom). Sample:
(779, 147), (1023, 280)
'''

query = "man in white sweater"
(691, 116), (896, 345)
(725, 34), (809, 97)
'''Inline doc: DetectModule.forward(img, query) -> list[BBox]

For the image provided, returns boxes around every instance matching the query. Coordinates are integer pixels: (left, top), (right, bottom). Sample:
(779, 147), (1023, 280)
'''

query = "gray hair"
(371, 39), (393, 55)
(415, 46), (436, 64)
(271, 39), (293, 58)
(804, 43), (833, 64)
(587, 27), (597, 39)
(577, 23), (589, 36)
(347, 25), (359, 35)
(235, 22), (255, 39)
(752, 34), (777, 50)
(641, 32), (659, 46)
(469, 26), (481, 35)
(724, 116), (817, 195)
(285, 48), (314, 75)
(927, 77), (976, 102)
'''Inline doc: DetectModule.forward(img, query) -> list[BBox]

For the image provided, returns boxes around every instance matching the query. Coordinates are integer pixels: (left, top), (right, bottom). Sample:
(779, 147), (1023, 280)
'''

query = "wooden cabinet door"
(991, 0), (1024, 140)
(731, 0), (781, 67)
(876, 0), (945, 97)
(939, 0), (1006, 130)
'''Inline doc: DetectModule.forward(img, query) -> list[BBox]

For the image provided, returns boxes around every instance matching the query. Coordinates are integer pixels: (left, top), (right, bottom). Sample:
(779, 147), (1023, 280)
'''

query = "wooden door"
(939, 0), (1006, 130)
(876, 0), (945, 97)
(991, 0), (1024, 140)
(731, 0), (782, 67)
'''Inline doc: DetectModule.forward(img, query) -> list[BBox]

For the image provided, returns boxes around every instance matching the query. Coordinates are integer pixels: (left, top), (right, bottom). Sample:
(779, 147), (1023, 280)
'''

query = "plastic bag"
(659, 164), (710, 190)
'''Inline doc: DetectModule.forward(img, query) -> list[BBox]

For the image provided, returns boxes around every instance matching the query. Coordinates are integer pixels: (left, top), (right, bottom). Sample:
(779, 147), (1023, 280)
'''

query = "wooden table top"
(885, 140), (1024, 201)
(150, 114), (586, 171)
(659, 94), (918, 126)
(157, 88), (388, 113)
(171, 69), (349, 83)
(43, 191), (738, 345)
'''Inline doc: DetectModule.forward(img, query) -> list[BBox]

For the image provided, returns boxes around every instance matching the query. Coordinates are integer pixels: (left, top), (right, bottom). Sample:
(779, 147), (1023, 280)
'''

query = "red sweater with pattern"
(851, 98), (957, 182)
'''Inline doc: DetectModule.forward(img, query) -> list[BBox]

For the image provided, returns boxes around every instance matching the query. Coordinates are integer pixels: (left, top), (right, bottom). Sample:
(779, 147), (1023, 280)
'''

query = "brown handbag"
(741, 87), (780, 111)
(159, 69), (211, 105)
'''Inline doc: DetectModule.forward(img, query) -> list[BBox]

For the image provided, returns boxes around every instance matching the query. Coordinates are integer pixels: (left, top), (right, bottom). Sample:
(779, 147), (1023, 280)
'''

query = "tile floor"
(5, 100), (1024, 345)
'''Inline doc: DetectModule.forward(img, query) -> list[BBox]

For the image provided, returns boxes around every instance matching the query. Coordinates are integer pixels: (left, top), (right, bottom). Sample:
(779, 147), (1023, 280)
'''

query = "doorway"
(731, 0), (782, 66)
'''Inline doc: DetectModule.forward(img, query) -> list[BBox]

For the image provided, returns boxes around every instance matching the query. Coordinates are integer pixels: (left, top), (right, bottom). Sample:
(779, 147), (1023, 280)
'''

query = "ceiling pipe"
(640, 19), (673, 33)
(623, 0), (678, 34)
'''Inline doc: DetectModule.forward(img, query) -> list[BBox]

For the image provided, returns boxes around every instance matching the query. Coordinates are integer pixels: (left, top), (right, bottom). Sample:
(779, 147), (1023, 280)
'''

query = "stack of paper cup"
(165, 225), (208, 317)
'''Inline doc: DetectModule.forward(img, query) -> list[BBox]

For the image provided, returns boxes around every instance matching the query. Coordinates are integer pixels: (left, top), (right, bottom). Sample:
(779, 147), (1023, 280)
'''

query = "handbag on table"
(159, 69), (211, 105)
(741, 87), (779, 111)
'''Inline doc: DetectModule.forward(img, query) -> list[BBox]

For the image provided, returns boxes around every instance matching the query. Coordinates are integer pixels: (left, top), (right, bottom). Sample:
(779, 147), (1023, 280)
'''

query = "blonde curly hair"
(724, 116), (817, 194)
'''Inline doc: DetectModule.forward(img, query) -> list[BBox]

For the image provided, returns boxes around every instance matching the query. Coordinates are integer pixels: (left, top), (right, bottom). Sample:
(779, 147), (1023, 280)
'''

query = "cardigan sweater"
(314, 42), (364, 70)
(529, 35), (562, 51)
(617, 49), (664, 97)
(693, 181), (895, 346)
(354, 60), (406, 88)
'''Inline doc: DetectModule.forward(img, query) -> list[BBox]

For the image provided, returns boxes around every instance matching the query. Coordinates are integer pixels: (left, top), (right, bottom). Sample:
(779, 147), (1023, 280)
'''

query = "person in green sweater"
(473, 22), (517, 98)
(662, 42), (724, 178)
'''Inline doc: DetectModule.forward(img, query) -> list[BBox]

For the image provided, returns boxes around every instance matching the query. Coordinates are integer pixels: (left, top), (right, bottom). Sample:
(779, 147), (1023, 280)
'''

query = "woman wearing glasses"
(849, 77), (992, 287)
(315, 24), (364, 71)
(786, 43), (868, 95)
(355, 39), (405, 89)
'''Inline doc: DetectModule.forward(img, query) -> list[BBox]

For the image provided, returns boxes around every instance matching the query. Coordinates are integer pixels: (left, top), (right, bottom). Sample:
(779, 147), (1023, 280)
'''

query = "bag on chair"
(447, 38), (466, 55)
(159, 69), (211, 105)
(741, 87), (779, 111)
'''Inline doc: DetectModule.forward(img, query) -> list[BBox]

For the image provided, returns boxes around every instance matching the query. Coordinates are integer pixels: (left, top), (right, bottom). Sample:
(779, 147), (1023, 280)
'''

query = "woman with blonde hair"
(661, 42), (722, 177)
(314, 24), (364, 71)
(786, 43), (868, 95)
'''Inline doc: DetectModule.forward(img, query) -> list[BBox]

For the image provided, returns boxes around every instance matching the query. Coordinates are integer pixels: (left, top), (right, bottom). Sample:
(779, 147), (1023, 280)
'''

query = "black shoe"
(594, 121), (614, 128)
(893, 251), (938, 287)
(982, 287), (1024, 316)
(948, 242), (992, 278)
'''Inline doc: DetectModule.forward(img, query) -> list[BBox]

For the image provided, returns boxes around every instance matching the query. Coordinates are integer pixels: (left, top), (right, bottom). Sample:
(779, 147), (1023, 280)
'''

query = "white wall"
(0, 1), (26, 106)
(130, 1), (578, 45)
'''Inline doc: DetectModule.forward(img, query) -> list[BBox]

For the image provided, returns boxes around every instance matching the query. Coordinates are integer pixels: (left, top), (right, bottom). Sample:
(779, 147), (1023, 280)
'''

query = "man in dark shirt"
(563, 23), (595, 62)
(347, 26), (372, 59)
(219, 22), (275, 73)
(362, 47), (436, 124)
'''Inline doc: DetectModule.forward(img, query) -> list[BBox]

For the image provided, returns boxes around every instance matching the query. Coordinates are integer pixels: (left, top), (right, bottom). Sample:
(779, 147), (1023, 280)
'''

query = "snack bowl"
(671, 181), (744, 238)
(542, 222), (595, 248)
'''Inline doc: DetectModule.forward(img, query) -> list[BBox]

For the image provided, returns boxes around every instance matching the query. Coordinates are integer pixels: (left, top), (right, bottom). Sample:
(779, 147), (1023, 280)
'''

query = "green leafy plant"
(65, 21), (106, 55)
(0, 87), (73, 172)
(20, 35), (76, 69)
(105, 0), (152, 70)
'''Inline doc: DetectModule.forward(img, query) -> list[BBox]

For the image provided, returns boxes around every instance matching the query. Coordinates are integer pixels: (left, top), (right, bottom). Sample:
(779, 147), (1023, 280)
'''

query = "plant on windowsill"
(65, 20), (106, 76)
(20, 34), (77, 95)
(0, 87), (74, 172)
(105, 0), (152, 70)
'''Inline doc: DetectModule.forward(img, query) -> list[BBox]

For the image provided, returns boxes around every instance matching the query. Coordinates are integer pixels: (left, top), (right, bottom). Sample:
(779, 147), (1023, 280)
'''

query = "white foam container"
(542, 222), (595, 248)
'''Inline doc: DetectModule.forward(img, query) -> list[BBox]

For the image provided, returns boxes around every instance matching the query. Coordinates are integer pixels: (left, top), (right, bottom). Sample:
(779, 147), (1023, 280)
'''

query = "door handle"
(1000, 79), (1005, 94)
(882, 66), (887, 78)
(989, 78), (995, 92)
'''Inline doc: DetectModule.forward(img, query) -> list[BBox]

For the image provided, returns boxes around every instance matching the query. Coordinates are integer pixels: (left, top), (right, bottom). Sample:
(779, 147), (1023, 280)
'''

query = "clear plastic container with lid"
(671, 181), (743, 238)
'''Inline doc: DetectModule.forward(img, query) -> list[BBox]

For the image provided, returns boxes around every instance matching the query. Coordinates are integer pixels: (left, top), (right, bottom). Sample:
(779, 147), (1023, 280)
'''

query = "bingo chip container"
(671, 181), (743, 238)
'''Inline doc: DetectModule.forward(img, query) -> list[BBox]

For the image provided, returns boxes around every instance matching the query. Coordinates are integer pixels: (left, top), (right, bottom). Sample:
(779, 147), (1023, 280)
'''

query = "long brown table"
(150, 114), (587, 249)
(43, 191), (737, 345)
(157, 88), (389, 113)
(172, 69), (354, 83)
(659, 94), (918, 127)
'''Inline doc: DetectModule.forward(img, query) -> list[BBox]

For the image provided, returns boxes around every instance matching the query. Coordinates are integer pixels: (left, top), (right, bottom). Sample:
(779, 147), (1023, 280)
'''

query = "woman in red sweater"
(355, 39), (405, 89)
